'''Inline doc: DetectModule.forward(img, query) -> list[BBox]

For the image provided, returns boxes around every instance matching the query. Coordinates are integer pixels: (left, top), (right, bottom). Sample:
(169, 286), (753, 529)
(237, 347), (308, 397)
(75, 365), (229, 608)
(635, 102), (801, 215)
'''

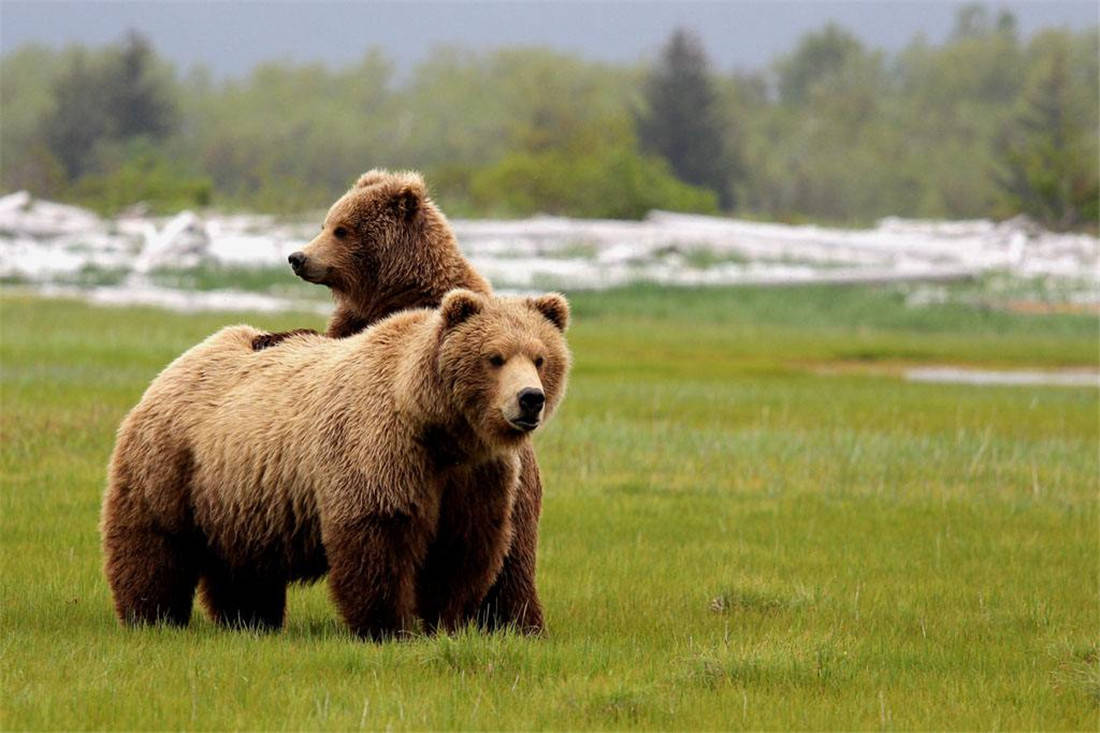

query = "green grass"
(2, 285), (1097, 730)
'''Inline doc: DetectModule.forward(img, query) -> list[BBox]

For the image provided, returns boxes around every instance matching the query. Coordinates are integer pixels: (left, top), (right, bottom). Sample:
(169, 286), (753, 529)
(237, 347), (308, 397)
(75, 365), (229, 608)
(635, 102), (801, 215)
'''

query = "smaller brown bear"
(101, 290), (571, 640)
(286, 169), (491, 338)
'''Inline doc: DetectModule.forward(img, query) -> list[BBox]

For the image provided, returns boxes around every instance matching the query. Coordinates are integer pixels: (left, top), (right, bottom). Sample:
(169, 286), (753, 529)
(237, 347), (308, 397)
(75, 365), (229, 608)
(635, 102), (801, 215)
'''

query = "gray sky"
(2, 1), (1096, 78)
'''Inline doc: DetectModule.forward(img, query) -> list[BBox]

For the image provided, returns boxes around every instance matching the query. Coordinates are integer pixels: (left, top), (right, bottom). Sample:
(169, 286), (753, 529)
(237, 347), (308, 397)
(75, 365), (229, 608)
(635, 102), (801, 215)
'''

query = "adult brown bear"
(101, 290), (571, 639)
(254, 170), (550, 633)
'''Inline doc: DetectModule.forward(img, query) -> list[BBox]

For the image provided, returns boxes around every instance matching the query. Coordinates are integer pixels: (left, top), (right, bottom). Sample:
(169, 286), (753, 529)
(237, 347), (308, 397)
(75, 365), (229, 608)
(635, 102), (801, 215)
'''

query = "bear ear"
(391, 180), (424, 221)
(529, 293), (570, 332)
(440, 289), (484, 330)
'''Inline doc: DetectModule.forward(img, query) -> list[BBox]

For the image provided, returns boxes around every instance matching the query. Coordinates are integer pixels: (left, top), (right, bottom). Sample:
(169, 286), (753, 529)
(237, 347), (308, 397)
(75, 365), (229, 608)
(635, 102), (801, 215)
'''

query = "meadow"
(2, 284), (1097, 730)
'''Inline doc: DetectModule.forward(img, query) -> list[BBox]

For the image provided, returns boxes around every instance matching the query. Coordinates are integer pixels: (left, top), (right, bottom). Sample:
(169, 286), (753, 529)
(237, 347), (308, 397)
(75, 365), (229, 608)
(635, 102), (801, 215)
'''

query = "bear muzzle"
(288, 251), (329, 284)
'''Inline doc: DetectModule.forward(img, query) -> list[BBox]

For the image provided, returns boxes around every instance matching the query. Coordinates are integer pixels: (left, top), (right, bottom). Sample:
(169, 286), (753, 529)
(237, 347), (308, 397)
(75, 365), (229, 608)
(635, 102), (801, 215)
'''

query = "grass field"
(2, 284), (1097, 730)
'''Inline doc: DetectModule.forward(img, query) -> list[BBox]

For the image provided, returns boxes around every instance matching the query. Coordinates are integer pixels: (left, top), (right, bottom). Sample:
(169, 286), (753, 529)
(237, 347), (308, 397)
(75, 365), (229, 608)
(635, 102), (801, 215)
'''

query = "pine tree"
(776, 23), (863, 106)
(107, 31), (178, 140)
(42, 31), (178, 178)
(995, 37), (1099, 229)
(43, 50), (112, 178)
(638, 29), (734, 209)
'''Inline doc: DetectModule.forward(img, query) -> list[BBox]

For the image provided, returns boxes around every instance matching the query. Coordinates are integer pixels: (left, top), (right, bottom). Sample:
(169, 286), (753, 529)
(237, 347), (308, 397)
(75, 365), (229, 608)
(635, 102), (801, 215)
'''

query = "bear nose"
(288, 251), (307, 271)
(518, 388), (545, 416)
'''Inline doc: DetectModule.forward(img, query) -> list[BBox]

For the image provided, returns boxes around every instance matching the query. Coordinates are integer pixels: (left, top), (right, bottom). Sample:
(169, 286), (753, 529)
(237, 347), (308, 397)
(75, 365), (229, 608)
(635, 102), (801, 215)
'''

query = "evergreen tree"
(638, 29), (735, 209)
(107, 31), (178, 140)
(42, 31), (178, 178)
(776, 23), (863, 106)
(43, 49), (112, 178)
(995, 34), (1099, 229)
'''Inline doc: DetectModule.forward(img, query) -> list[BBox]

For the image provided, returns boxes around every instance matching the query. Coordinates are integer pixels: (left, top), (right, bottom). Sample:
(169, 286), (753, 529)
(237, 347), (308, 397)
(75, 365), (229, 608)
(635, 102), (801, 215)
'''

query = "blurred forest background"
(1, 3), (1096, 230)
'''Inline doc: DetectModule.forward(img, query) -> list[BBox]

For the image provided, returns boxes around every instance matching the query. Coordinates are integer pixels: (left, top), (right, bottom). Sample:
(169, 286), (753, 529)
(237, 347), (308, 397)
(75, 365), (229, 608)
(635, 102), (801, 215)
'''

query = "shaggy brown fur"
(280, 169), (491, 337)
(255, 170), (550, 633)
(101, 291), (571, 639)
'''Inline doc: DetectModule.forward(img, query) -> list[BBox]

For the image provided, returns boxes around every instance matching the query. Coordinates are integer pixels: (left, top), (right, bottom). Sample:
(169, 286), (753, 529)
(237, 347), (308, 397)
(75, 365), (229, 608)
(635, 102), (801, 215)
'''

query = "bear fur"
(101, 290), (571, 640)
(288, 169), (491, 338)
(258, 170), (550, 632)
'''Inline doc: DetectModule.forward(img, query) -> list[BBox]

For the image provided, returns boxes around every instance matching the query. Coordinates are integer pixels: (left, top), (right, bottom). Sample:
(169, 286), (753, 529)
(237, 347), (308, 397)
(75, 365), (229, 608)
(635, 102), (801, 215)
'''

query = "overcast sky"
(2, 1), (1096, 78)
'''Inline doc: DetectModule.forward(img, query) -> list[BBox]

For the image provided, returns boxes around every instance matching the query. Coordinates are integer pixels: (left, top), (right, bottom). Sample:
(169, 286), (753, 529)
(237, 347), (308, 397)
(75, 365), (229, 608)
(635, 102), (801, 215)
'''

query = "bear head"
(435, 289), (571, 446)
(288, 169), (447, 303)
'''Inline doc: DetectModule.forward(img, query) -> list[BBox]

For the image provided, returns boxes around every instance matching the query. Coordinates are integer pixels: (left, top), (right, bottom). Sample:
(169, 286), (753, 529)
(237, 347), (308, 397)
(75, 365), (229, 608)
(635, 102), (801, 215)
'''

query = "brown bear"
(100, 290), (571, 639)
(255, 170), (549, 633)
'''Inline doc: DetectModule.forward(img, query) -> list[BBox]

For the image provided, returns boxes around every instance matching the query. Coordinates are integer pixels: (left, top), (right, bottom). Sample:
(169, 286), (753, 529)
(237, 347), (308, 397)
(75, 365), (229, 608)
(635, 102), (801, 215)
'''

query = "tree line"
(1, 5), (1096, 230)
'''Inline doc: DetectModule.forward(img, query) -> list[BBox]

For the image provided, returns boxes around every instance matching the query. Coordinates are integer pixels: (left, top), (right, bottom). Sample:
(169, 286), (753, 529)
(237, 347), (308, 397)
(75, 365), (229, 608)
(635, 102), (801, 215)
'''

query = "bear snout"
(518, 388), (545, 416)
(289, 251), (329, 283)
(507, 387), (545, 432)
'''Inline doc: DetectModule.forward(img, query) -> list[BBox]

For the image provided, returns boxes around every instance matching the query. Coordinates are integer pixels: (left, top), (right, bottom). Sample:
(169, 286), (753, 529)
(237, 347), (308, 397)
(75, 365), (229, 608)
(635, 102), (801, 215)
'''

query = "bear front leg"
(251, 328), (319, 351)
(478, 443), (545, 634)
(198, 566), (287, 631)
(418, 458), (519, 634)
(326, 513), (424, 641)
(325, 308), (370, 339)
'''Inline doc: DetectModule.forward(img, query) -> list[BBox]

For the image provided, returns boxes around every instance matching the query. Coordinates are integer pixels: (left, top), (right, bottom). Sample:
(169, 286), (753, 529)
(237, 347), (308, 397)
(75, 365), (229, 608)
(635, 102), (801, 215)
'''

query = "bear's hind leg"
(103, 522), (200, 627)
(199, 567), (287, 631)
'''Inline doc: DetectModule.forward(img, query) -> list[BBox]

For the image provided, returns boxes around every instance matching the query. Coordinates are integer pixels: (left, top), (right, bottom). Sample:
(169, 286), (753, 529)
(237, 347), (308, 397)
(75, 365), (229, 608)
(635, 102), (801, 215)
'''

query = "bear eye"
(534, 356), (545, 368)
(488, 354), (505, 367)
(333, 226), (348, 239)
